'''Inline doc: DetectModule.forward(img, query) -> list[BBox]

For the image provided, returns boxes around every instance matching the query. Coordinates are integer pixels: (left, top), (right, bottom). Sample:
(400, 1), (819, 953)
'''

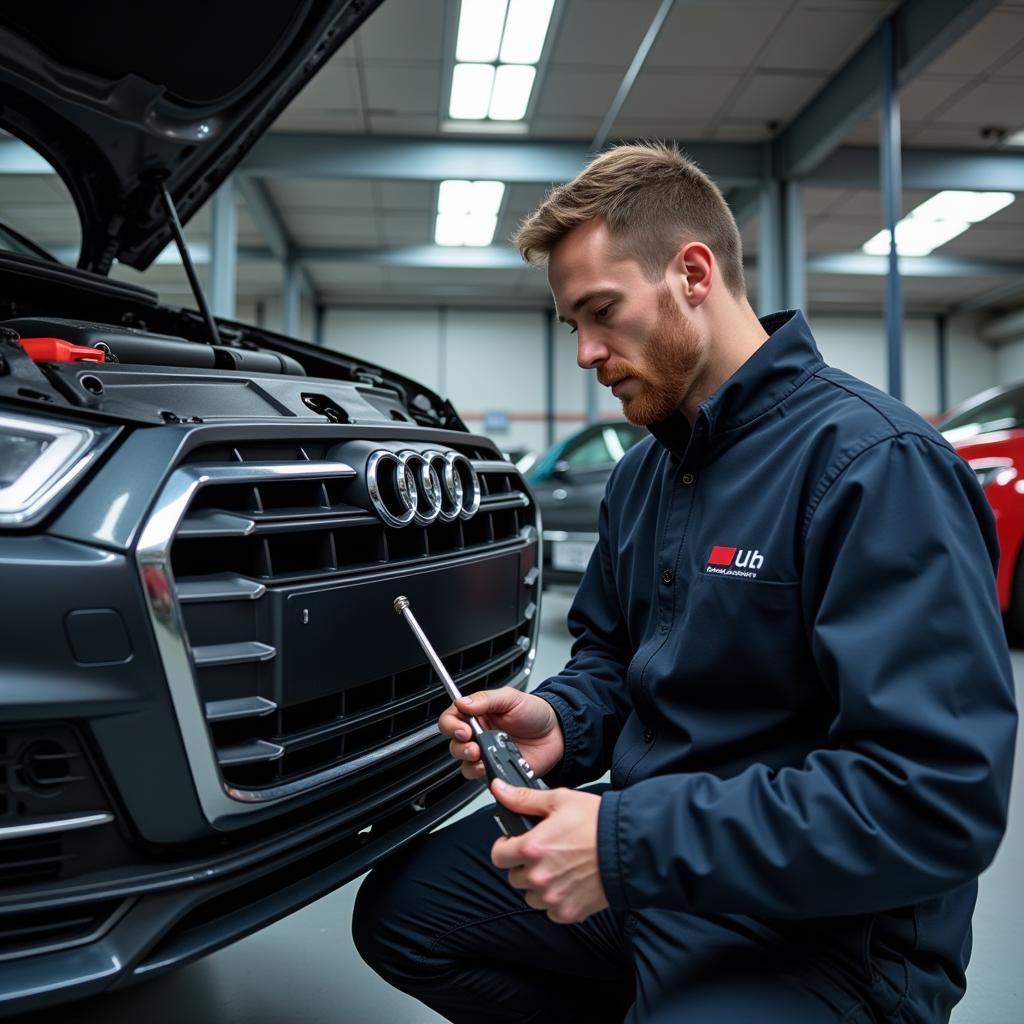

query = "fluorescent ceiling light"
(435, 213), (468, 247)
(456, 0), (508, 63)
(462, 215), (499, 246)
(435, 179), (506, 246)
(469, 180), (506, 216)
(861, 190), (1016, 257)
(863, 219), (969, 257)
(910, 190), (1015, 223)
(450, 63), (496, 119)
(489, 64), (536, 120)
(499, 0), (555, 63)
(438, 179), (476, 214)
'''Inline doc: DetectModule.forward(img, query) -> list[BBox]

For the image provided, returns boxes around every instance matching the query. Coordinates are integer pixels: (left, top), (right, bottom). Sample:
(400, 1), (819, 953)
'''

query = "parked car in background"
(501, 446), (538, 476)
(528, 420), (648, 586)
(941, 383), (1024, 640)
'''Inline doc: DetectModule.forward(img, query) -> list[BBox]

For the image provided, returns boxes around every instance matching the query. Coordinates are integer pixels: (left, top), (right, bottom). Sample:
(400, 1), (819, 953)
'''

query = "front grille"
(170, 441), (532, 582)
(150, 436), (540, 811)
(212, 622), (532, 791)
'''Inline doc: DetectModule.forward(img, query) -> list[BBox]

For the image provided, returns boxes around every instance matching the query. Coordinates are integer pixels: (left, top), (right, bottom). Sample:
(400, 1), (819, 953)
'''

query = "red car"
(941, 384), (1024, 638)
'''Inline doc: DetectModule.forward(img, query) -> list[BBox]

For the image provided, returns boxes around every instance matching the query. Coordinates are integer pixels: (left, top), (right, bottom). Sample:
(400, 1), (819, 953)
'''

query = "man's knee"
(351, 851), (418, 981)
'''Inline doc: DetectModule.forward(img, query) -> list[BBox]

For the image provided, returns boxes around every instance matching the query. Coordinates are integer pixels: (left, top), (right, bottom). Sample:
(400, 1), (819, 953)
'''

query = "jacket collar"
(647, 309), (825, 460)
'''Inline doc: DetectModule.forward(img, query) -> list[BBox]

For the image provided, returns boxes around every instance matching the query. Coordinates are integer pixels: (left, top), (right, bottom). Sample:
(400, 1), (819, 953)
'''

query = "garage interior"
(1, 0), (1022, 1021)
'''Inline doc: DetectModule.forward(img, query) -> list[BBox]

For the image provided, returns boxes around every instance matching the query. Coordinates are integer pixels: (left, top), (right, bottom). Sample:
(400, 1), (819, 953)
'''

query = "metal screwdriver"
(393, 595), (546, 835)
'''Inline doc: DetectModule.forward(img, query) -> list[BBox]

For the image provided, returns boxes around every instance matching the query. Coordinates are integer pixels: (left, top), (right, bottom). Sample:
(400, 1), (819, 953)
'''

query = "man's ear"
(671, 242), (713, 307)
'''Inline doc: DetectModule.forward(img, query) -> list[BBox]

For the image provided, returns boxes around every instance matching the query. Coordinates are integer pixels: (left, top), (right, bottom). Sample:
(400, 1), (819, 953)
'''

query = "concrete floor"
(14, 588), (1022, 1023)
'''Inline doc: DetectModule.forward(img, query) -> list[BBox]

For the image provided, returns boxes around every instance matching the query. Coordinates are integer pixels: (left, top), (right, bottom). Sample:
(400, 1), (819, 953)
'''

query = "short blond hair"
(514, 142), (745, 296)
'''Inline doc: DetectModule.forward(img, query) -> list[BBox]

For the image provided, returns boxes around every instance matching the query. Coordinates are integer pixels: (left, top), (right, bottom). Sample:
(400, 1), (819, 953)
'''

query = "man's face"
(548, 219), (704, 426)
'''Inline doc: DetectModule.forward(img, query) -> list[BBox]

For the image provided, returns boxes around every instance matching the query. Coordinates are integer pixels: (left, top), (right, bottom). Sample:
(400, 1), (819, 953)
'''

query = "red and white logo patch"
(706, 545), (763, 577)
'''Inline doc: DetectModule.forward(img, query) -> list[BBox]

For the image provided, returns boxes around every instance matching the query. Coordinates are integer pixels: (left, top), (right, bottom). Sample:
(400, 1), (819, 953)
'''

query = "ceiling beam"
(804, 253), (1024, 278)
(726, 187), (762, 228)
(804, 146), (1024, 192)
(55, 239), (1024, 279)
(236, 176), (316, 299)
(243, 133), (765, 187)
(592, 0), (675, 151)
(775, 0), (1001, 179)
(8, 135), (1020, 194)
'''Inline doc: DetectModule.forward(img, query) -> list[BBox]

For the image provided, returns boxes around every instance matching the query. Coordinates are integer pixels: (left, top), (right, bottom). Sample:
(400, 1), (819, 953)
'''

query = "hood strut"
(157, 183), (222, 347)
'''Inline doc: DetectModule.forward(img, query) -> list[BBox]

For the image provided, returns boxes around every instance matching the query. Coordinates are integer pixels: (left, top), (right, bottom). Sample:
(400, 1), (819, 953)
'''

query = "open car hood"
(0, 1), (384, 274)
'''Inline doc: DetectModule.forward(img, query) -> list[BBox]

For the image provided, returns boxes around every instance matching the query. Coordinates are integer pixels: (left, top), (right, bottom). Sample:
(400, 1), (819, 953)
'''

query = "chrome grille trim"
(0, 813), (114, 841)
(205, 696), (278, 722)
(223, 724), (442, 803)
(137, 441), (540, 827)
(191, 641), (277, 667)
(177, 576), (267, 603)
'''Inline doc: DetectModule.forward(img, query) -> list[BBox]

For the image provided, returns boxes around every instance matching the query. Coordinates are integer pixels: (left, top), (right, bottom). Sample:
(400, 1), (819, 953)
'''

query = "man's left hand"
(489, 780), (608, 924)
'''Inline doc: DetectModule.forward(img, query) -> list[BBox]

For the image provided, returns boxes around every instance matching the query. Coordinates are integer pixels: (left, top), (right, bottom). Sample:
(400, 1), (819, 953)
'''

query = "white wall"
(302, 304), (1004, 451)
(997, 341), (1024, 385)
(322, 306), (591, 454)
(810, 312), (994, 416)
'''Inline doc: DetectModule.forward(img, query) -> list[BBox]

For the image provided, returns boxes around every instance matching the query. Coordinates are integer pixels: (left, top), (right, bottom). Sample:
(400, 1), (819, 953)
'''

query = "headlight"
(0, 411), (110, 526)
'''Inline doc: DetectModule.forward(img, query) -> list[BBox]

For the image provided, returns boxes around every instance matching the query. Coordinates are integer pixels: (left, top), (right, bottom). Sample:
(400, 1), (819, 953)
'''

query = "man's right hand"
(438, 688), (564, 781)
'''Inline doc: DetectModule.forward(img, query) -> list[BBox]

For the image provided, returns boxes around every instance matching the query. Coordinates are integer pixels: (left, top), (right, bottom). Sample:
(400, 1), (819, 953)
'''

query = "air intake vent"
(0, 899), (126, 962)
(0, 726), (131, 891)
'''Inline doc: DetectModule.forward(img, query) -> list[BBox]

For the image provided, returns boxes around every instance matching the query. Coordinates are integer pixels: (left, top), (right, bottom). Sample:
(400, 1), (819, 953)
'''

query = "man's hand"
(438, 688), (565, 781)
(489, 780), (608, 924)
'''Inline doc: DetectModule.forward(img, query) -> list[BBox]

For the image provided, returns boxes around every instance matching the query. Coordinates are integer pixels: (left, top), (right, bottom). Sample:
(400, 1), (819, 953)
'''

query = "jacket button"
(661, 569), (673, 584)
(642, 728), (654, 743)
(681, 472), (695, 485)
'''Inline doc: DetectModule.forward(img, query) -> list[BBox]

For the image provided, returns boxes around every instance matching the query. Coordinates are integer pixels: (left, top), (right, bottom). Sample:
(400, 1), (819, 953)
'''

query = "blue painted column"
(282, 258), (300, 337)
(783, 181), (806, 313)
(209, 176), (237, 320)
(880, 17), (904, 401)
(758, 179), (784, 316)
(545, 309), (556, 447)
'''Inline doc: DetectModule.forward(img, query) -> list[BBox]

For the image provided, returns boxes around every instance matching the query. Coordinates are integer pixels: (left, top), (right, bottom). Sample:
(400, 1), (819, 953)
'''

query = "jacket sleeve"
(596, 432), (1018, 917)
(533, 488), (635, 789)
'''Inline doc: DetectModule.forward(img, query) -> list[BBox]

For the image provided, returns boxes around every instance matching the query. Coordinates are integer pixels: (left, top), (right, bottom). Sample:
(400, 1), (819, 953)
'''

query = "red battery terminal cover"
(19, 337), (106, 364)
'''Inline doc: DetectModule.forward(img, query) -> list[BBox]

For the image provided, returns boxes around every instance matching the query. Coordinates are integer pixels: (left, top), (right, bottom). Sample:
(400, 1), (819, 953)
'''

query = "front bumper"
(0, 769), (480, 1016)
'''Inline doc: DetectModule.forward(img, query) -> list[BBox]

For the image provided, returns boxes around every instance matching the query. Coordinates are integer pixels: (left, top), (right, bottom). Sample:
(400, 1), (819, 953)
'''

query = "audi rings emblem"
(366, 449), (480, 527)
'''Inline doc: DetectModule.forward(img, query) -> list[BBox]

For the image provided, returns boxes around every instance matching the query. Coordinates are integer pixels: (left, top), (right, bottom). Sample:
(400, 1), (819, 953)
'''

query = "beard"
(597, 287), (701, 426)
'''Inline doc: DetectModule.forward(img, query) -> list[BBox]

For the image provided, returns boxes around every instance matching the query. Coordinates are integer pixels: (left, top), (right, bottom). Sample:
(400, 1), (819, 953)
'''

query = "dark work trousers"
(352, 786), (882, 1024)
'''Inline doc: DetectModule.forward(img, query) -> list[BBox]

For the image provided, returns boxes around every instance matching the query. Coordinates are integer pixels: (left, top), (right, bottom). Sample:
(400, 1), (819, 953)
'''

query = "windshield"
(0, 218), (56, 261)
(939, 385), (1024, 441)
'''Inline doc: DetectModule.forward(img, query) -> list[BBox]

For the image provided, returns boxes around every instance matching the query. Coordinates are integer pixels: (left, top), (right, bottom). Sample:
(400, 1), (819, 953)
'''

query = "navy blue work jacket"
(534, 310), (1017, 985)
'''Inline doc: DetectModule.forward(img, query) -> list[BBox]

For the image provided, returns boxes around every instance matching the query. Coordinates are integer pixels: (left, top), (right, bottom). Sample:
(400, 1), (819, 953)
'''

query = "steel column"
(545, 310), (556, 448)
(585, 367), (600, 425)
(209, 177), (237, 320)
(783, 181), (806, 312)
(758, 180), (784, 316)
(880, 17), (904, 401)
(936, 314), (948, 414)
(282, 259), (301, 337)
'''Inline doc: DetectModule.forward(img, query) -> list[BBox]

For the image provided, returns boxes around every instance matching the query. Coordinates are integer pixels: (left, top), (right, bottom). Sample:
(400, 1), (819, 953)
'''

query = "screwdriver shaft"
(394, 595), (483, 736)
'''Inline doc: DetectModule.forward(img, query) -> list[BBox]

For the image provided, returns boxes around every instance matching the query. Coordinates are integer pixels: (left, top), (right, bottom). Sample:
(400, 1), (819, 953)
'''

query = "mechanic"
(352, 143), (1018, 1023)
